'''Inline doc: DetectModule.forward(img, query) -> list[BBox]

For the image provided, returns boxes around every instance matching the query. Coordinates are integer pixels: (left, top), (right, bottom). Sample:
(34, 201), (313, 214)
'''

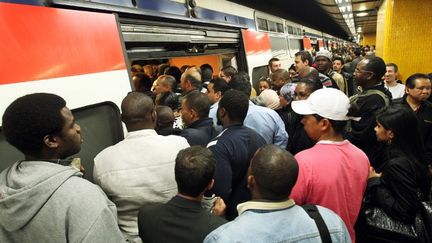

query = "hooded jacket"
(0, 161), (125, 243)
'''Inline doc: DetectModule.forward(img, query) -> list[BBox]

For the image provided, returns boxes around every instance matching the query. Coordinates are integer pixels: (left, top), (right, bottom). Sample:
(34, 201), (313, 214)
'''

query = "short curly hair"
(2, 93), (66, 155)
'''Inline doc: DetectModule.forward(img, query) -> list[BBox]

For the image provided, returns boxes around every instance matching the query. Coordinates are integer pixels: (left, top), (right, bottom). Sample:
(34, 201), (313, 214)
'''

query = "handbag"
(358, 195), (429, 243)
(419, 201), (432, 240)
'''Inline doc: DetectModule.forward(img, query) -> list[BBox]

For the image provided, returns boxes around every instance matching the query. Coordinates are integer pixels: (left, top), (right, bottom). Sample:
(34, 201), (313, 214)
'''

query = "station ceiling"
(229, 0), (381, 41)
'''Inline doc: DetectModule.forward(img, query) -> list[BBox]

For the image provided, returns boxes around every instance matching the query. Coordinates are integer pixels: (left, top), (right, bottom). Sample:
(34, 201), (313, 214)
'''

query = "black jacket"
(345, 83), (392, 169)
(207, 124), (267, 220)
(138, 196), (227, 243)
(179, 118), (218, 146)
(393, 96), (432, 166)
(277, 106), (315, 155)
(367, 148), (430, 223)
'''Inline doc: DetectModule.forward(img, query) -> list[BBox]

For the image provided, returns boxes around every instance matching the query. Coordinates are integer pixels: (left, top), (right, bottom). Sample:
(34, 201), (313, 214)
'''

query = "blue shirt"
(244, 101), (288, 149)
(204, 200), (351, 243)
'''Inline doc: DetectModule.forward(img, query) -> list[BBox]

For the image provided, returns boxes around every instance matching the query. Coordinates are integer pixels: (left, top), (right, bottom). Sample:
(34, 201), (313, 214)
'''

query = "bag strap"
(301, 204), (332, 243)
(349, 89), (390, 106)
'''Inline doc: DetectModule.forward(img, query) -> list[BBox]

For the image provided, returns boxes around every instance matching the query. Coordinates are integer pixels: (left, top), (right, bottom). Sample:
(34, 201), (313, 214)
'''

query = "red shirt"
(290, 140), (370, 242)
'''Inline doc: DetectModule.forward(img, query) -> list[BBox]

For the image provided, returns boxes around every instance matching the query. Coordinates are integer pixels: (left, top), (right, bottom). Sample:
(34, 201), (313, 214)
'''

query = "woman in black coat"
(368, 105), (430, 223)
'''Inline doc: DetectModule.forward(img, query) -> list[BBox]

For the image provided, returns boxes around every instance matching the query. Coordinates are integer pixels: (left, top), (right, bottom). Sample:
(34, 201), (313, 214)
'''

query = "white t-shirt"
(385, 83), (405, 99)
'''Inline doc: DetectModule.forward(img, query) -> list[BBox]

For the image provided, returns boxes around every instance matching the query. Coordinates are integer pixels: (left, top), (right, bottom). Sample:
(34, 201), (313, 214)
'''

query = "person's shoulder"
(358, 90), (389, 107)
(332, 71), (343, 78)
(295, 145), (319, 159)
(160, 134), (190, 146)
(94, 143), (119, 161)
(63, 176), (105, 197)
(203, 221), (236, 243)
(316, 205), (349, 231)
(424, 100), (432, 109)
(345, 141), (369, 157)
(138, 202), (166, 218)
(246, 127), (267, 144)
(58, 176), (115, 212)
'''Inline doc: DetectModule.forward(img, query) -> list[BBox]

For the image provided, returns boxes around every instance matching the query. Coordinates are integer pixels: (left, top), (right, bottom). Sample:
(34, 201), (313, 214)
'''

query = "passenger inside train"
(1, 1), (432, 243)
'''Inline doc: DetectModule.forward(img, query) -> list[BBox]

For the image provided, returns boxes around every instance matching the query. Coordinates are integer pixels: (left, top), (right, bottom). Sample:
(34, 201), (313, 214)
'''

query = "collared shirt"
(93, 129), (190, 241)
(244, 101), (288, 148)
(290, 140), (370, 242)
(204, 199), (350, 243)
(208, 102), (223, 133)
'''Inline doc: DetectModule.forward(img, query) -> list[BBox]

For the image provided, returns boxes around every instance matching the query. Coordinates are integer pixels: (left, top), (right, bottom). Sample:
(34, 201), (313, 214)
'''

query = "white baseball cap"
(291, 88), (351, 121)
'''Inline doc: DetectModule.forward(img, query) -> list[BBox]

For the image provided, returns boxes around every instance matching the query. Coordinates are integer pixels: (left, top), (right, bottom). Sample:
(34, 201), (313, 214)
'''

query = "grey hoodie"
(0, 161), (125, 242)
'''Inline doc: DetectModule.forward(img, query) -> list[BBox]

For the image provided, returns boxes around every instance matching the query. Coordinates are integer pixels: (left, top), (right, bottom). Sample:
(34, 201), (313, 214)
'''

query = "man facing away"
(229, 72), (288, 149)
(290, 88), (370, 242)
(0, 93), (125, 242)
(204, 144), (350, 243)
(138, 146), (227, 243)
(207, 89), (267, 220)
(93, 92), (189, 242)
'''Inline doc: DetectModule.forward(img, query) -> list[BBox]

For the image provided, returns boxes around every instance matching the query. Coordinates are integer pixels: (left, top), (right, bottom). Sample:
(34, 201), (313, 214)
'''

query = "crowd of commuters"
(1, 45), (432, 243)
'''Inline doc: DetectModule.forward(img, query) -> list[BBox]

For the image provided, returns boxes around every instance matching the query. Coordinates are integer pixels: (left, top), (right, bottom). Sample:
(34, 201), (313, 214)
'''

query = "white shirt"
(385, 83), (405, 99)
(93, 129), (189, 241)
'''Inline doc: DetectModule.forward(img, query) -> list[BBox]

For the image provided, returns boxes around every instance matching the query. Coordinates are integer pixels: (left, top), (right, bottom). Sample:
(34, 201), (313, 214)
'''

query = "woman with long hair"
(368, 104), (430, 223)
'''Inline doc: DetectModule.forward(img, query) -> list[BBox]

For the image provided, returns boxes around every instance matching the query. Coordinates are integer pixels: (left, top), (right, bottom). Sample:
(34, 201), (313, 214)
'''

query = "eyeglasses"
(414, 86), (432, 91)
(354, 68), (374, 75)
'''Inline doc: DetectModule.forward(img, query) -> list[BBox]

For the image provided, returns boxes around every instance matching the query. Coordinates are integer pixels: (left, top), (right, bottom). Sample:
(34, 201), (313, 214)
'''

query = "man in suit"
(138, 146), (227, 243)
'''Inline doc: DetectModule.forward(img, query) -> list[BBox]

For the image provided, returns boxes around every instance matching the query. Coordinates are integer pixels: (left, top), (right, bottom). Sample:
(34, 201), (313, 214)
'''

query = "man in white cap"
(289, 88), (370, 242)
(315, 50), (347, 94)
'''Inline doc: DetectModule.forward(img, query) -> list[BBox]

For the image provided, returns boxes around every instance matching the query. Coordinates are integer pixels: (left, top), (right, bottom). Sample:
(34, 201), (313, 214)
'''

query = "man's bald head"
(155, 105), (175, 129)
(181, 67), (202, 93)
(250, 144), (298, 200)
(121, 92), (155, 130)
(299, 66), (319, 80)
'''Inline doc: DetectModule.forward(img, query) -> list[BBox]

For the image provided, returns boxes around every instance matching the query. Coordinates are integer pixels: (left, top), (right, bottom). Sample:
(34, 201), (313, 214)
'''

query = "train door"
(119, 17), (246, 84)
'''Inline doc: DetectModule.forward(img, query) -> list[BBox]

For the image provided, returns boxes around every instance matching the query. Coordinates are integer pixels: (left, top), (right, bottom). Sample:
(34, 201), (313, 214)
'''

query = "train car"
(0, 0), (348, 112)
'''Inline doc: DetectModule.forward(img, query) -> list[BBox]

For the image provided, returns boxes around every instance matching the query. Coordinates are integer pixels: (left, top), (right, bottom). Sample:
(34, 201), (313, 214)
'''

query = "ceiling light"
(358, 5), (367, 11)
(356, 12), (369, 17)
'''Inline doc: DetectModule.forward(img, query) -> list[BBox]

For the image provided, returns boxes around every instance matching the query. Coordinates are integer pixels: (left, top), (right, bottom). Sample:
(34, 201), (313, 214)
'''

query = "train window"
(269, 36), (288, 57)
(257, 18), (268, 31)
(267, 21), (277, 32)
(289, 39), (302, 55)
(252, 65), (269, 91)
(287, 26), (294, 34)
(276, 23), (284, 33)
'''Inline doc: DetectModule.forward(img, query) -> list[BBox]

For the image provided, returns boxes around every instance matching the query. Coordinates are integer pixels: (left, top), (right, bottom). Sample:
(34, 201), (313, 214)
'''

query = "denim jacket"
(204, 199), (351, 243)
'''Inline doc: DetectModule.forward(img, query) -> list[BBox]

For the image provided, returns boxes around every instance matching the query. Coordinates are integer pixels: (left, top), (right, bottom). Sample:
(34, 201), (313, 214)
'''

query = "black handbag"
(358, 195), (430, 243)
(419, 201), (432, 240)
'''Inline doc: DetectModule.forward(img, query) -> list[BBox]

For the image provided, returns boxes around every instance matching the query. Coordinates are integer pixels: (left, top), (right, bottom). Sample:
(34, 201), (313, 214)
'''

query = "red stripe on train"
(0, 3), (126, 85)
